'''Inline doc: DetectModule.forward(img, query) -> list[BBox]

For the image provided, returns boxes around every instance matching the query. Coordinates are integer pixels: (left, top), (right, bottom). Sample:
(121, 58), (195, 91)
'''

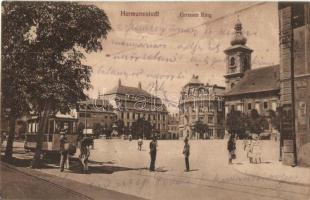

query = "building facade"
(167, 113), (179, 139)
(178, 75), (225, 140)
(278, 3), (310, 167)
(224, 19), (281, 133)
(77, 99), (116, 133)
(103, 80), (169, 135)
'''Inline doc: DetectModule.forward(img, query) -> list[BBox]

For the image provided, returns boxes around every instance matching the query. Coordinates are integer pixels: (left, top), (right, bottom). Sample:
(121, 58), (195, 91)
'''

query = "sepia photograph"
(1, 1), (310, 200)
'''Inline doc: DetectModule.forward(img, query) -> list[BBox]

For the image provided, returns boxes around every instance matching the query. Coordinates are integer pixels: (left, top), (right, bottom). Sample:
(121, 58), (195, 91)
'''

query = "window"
(218, 101), (222, 111)
(230, 57), (235, 66)
(127, 112), (130, 119)
(237, 104), (242, 111)
(209, 129), (213, 137)
(248, 103), (252, 110)
(292, 3), (305, 28)
(263, 102), (268, 110)
(231, 83), (235, 88)
(272, 101), (277, 111)
(208, 116), (213, 124)
(255, 103), (260, 113)
(231, 105), (235, 111)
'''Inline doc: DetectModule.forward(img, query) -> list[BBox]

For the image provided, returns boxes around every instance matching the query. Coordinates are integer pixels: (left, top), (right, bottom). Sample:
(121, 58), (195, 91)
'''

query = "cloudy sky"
(82, 2), (279, 112)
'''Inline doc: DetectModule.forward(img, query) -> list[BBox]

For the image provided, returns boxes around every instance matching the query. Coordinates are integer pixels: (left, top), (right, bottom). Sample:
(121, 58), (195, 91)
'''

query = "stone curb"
(233, 164), (310, 187)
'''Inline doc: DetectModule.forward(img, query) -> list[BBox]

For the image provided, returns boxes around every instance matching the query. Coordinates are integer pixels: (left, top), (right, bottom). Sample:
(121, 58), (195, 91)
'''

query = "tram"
(24, 113), (78, 154)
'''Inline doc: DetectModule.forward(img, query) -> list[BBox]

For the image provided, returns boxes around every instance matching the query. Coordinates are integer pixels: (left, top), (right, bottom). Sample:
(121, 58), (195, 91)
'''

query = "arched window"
(230, 57), (235, 66)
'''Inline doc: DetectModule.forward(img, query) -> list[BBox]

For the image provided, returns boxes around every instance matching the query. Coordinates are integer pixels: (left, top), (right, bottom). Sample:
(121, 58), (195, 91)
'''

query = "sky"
(82, 2), (280, 113)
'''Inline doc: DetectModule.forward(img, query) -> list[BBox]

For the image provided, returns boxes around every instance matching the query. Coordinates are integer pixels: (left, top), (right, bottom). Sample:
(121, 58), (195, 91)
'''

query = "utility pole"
(290, 5), (297, 166)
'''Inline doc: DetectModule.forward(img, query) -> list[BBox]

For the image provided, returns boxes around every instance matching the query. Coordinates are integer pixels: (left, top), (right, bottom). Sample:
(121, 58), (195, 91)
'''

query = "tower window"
(230, 57), (235, 66)
(248, 103), (252, 110)
(263, 102), (268, 110)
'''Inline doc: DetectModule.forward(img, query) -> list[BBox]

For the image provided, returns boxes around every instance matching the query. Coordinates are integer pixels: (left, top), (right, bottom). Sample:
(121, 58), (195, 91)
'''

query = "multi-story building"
(178, 75), (225, 140)
(223, 19), (280, 132)
(77, 99), (116, 133)
(278, 2), (310, 167)
(167, 113), (179, 139)
(103, 79), (169, 136)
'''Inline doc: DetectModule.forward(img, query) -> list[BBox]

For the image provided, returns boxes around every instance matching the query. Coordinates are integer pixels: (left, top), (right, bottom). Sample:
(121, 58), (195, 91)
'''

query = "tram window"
(28, 123), (32, 133)
(49, 120), (54, 134)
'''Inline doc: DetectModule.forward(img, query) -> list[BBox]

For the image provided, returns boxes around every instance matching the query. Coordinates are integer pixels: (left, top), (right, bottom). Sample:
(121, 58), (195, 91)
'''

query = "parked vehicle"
(24, 114), (78, 155)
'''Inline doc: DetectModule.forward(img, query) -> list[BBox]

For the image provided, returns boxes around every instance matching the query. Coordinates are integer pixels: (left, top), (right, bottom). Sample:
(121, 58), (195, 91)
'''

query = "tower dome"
(230, 18), (247, 46)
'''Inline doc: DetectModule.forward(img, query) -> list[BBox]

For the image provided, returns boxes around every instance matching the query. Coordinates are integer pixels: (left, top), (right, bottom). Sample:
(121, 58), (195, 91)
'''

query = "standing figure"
(245, 137), (253, 163)
(251, 135), (262, 164)
(149, 136), (157, 171)
(79, 137), (93, 173)
(227, 134), (236, 164)
(183, 138), (190, 172)
(59, 130), (69, 172)
(138, 138), (143, 151)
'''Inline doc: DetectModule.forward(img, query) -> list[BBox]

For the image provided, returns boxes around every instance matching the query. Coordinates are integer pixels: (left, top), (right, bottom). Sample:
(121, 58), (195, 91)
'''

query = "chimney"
(138, 82), (142, 89)
(118, 79), (121, 86)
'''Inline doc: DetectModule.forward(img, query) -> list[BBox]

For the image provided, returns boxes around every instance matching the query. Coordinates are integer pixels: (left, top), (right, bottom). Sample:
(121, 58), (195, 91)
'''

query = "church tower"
(224, 18), (253, 91)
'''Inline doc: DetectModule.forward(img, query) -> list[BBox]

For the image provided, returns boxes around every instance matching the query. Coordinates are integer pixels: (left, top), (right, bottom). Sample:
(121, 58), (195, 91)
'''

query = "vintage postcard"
(1, 1), (310, 200)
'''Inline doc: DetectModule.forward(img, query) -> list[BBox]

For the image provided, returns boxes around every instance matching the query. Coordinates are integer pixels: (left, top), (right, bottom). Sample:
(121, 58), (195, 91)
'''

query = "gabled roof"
(105, 85), (154, 98)
(225, 65), (280, 96)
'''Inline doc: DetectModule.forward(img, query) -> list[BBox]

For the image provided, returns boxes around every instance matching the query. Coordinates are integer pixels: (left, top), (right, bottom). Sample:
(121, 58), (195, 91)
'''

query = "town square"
(1, 2), (310, 200)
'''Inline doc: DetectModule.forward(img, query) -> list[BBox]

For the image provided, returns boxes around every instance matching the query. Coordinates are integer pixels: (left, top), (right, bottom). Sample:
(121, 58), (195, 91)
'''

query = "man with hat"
(183, 137), (190, 172)
(59, 129), (69, 172)
(149, 135), (157, 171)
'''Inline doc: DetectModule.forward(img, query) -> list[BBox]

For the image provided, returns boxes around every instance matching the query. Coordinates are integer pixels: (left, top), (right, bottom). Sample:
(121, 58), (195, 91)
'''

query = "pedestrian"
(138, 137), (143, 151)
(79, 136), (92, 173)
(183, 138), (190, 172)
(59, 129), (69, 172)
(227, 134), (236, 164)
(245, 136), (253, 163)
(251, 135), (262, 164)
(149, 136), (157, 171)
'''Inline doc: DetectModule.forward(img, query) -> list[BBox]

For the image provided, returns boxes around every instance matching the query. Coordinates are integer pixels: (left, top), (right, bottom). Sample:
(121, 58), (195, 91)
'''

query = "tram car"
(24, 113), (78, 155)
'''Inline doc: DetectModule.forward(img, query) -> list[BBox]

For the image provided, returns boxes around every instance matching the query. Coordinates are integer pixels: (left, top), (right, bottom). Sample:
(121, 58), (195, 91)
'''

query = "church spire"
(231, 17), (247, 46)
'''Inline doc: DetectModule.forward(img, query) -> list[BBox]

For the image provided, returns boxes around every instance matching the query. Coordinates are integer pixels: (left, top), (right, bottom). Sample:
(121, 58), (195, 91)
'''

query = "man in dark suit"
(149, 136), (157, 171)
(183, 138), (190, 172)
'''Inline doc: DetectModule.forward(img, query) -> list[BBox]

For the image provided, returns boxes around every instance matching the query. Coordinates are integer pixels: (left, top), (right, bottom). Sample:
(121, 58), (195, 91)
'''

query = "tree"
(269, 109), (280, 132)
(131, 118), (153, 139)
(247, 109), (269, 135)
(114, 119), (125, 135)
(192, 120), (208, 139)
(225, 110), (247, 138)
(2, 2), (111, 167)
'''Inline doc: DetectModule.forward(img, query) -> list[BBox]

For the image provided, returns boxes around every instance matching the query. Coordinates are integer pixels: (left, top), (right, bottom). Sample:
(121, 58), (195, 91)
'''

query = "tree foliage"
(2, 2), (111, 166)
(193, 120), (208, 138)
(247, 109), (269, 135)
(225, 110), (247, 138)
(131, 118), (153, 139)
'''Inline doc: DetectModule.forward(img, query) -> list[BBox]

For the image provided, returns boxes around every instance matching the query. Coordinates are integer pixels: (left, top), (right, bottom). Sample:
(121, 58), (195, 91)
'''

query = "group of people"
(227, 134), (263, 165)
(59, 132), (258, 173)
(243, 135), (262, 164)
(59, 129), (93, 173)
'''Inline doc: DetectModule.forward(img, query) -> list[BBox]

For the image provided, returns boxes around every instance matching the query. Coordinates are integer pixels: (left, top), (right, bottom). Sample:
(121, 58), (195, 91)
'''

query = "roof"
(224, 44), (253, 53)
(105, 85), (154, 98)
(225, 65), (280, 96)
